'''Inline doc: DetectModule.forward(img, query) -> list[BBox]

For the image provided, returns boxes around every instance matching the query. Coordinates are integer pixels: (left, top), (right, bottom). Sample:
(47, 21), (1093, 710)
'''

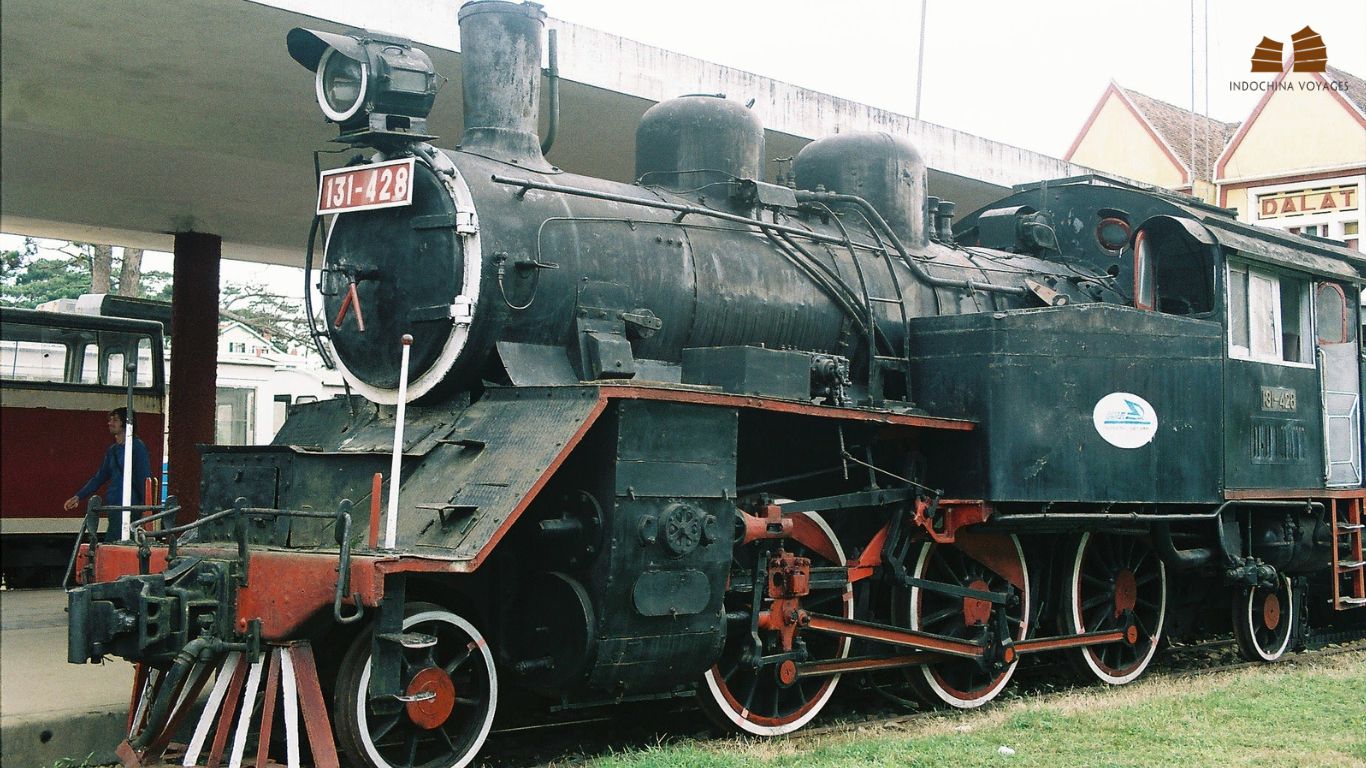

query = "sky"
(4, 0), (1363, 294)
(541, 0), (1365, 156)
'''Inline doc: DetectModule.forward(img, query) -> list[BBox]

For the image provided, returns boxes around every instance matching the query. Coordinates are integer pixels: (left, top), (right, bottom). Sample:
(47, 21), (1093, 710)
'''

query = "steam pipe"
(795, 190), (1026, 296)
(540, 28), (559, 156)
(1152, 521), (1212, 570)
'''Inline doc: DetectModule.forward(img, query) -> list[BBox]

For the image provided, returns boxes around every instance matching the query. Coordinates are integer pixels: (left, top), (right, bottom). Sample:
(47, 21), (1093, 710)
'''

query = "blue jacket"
(75, 437), (152, 506)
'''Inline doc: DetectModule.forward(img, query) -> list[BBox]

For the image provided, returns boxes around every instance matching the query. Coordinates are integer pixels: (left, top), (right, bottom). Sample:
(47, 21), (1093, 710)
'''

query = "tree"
(91, 244), (113, 294)
(219, 281), (311, 354)
(0, 238), (171, 308)
(118, 248), (144, 297)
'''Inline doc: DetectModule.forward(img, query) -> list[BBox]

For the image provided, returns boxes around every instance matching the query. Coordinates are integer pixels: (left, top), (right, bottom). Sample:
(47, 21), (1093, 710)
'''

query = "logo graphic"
(1092, 392), (1158, 449)
(1250, 26), (1327, 73)
(1291, 26), (1328, 72)
(1251, 36), (1283, 72)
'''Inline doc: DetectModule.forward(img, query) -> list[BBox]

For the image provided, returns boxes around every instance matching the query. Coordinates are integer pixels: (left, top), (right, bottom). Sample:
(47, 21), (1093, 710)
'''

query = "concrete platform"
(0, 588), (133, 766)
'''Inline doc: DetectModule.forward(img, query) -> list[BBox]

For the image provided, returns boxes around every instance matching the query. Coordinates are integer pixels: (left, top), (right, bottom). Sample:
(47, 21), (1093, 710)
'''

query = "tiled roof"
(1324, 65), (1366, 118)
(1117, 86), (1240, 184)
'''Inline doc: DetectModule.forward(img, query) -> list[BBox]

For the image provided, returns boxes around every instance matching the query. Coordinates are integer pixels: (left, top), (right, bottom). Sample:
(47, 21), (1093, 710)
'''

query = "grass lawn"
(590, 651), (1365, 768)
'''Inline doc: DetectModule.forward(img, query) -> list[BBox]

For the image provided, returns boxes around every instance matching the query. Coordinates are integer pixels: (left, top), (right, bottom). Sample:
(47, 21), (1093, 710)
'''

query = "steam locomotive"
(66, 3), (1365, 767)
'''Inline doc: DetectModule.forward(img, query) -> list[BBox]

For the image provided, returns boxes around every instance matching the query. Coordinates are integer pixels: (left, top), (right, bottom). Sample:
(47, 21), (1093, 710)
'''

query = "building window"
(1227, 262), (1312, 366)
(227, 341), (246, 354)
(272, 394), (292, 438)
(215, 387), (256, 445)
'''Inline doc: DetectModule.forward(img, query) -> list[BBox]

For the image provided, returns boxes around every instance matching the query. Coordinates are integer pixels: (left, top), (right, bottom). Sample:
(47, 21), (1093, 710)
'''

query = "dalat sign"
(1257, 185), (1359, 220)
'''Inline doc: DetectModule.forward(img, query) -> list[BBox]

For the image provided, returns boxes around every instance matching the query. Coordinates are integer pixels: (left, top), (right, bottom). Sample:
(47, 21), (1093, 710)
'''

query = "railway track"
(473, 633), (1366, 767)
(92, 634), (1364, 767)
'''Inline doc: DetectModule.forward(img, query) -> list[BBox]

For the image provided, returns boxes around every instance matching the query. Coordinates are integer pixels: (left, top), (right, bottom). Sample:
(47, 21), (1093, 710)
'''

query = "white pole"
(384, 334), (413, 549)
(121, 361), (136, 540)
(121, 418), (134, 540)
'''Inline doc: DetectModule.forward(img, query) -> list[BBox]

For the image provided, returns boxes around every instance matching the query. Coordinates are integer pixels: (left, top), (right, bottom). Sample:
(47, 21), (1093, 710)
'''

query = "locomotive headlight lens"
(317, 49), (368, 122)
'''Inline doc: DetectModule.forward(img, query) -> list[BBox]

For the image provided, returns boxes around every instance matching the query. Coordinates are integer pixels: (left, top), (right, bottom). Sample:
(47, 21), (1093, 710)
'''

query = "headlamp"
(287, 27), (440, 144)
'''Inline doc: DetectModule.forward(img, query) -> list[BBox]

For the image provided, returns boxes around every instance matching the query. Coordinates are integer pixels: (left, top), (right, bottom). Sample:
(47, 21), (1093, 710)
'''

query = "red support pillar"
(168, 232), (220, 524)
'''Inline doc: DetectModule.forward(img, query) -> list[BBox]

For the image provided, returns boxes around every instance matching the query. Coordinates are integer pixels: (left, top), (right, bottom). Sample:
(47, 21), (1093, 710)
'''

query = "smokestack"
(457, 0), (548, 166)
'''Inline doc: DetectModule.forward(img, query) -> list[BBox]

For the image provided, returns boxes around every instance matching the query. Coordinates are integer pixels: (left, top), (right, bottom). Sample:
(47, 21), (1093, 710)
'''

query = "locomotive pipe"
(539, 28), (558, 156)
(1153, 521), (1213, 570)
(795, 190), (1026, 297)
(128, 636), (213, 749)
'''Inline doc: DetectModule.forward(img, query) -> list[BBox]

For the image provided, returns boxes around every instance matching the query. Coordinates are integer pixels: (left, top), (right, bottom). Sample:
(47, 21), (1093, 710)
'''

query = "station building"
(1066, 61), (1366, 253)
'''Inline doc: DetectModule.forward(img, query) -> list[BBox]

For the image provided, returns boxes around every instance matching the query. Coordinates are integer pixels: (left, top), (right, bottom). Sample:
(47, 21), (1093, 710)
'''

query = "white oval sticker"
(1092, 392), (1158, 449)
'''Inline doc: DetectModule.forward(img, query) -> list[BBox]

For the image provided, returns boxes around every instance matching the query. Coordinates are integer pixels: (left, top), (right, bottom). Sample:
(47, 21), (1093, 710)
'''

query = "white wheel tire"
(908, 534), (1030, 709)
(1069, 532), (1166, 685)
(354, 610), (498, 768)
(699, 511), (851, 736)
(1242, 576), (1295, 662)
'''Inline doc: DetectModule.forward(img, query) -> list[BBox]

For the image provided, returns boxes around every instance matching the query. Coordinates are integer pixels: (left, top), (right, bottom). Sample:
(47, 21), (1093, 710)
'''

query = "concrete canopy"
(1, 0), (1091, 266)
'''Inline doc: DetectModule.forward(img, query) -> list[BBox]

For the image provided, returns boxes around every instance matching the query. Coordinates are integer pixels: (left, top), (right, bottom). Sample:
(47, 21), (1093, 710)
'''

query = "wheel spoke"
(803, 591), (844, 609)
(443, 641), (478, 676)
(1082, 573), (1109, 589)
(1086, 602), (1111, 632)
(371, 711), (402, 743)
(435, 726), (455, 751)
(1081, 592), (1112, 610)
(921, 604), (963, 627)
(404, 730), (418, 768)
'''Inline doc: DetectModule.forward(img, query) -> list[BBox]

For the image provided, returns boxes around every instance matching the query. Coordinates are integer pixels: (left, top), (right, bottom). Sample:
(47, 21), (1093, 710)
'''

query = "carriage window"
(95, 332), (156, 388)
(1227, 262), (1312, 365)
(1315, 283), (1355, 344)
(0, 339), (69, 383)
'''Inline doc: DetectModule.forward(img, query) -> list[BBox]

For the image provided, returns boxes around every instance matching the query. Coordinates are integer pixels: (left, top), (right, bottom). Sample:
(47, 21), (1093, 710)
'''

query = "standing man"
(64, 407), (152, 540)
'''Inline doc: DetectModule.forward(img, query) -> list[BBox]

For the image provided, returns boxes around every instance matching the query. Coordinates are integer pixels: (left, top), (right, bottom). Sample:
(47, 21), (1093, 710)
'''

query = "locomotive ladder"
(841, 218), (913, 403)
(1331, 496), (1366, 609)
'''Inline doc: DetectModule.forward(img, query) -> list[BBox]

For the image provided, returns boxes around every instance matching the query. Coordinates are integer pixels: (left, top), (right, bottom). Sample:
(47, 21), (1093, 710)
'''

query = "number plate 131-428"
(316, 157), (416, 215)
(1260, 386), (1296, 412)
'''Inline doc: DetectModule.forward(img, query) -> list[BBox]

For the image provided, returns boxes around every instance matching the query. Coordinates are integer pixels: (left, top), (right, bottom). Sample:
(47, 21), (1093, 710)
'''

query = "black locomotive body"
(66, 3), (1365, 767)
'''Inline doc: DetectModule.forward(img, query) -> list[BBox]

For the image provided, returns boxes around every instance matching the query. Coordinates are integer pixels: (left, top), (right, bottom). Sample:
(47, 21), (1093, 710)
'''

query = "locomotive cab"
(1132, 213), (1363, 490)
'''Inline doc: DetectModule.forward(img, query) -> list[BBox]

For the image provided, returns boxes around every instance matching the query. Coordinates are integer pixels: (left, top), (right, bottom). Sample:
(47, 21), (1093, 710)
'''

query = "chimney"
(457, 1), (550, 167)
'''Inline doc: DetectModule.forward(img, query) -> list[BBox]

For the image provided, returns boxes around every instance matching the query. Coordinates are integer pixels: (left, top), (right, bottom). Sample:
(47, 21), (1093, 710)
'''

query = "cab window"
(1227, 262), (1312, 365)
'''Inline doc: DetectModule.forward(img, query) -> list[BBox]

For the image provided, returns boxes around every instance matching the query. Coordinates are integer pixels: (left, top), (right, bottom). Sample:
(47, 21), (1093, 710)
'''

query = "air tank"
(792, 132), (929, 248)
(635, 95), (764, 195)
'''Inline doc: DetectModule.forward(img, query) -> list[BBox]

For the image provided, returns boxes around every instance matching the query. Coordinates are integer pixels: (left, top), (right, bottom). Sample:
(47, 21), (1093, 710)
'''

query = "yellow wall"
(1223, 187), (1249, 219)
(1219, 72), (1366, 181)
(1069, 92), (1188, 189)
